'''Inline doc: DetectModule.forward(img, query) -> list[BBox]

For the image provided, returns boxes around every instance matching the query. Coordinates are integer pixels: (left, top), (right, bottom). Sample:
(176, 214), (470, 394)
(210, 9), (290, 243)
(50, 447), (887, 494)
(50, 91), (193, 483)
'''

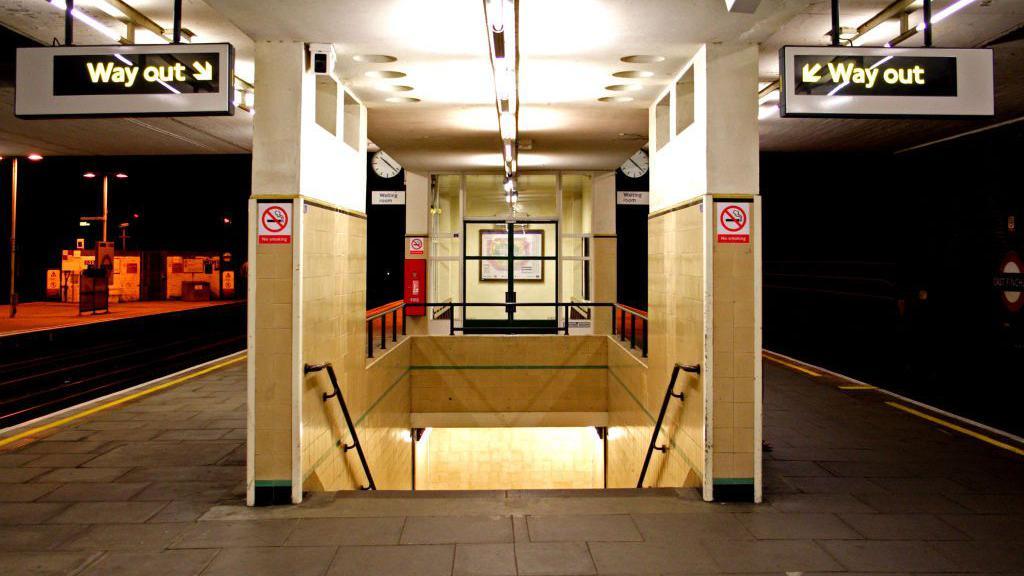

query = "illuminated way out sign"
(779, 46), (993, 118)
(16, 43), (234, 118)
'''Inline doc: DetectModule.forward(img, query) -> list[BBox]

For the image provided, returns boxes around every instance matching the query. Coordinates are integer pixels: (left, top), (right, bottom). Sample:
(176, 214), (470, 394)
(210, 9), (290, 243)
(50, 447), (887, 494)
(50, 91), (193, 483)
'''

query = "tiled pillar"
(247, 41), (370, 505)
(591, 172), (617, 334)
(646, 43), (762, 502)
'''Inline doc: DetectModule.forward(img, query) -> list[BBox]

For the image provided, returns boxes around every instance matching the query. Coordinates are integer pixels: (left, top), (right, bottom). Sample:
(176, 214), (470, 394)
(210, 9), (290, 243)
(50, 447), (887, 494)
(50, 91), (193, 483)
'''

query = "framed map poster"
(479, 229), (544, 281)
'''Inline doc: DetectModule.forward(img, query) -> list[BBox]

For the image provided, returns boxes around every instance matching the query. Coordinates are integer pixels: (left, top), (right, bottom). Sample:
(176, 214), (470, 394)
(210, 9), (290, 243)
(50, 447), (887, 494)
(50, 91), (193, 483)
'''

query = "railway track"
(0, 302), (245, 429)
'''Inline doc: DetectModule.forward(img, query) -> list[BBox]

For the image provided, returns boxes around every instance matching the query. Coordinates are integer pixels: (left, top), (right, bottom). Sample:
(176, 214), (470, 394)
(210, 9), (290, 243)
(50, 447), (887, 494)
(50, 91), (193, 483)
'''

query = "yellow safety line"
(765, 354), (822, 377)
(886, 402), (1024, 457)
(839, 385), (876, 390)
(0, 355), (246, 449)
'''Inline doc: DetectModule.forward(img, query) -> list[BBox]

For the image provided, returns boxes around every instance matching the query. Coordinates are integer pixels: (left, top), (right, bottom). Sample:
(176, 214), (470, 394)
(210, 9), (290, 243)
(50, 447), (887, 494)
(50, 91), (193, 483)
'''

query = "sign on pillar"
(258, 203), (293, 245)
(716, 202), (751, 244)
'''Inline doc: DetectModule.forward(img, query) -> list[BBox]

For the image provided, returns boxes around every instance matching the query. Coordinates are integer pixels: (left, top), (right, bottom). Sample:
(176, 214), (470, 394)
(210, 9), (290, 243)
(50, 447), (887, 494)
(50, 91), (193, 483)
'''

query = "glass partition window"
(428, 175), (462, 319)
(465, 175), (508, 219)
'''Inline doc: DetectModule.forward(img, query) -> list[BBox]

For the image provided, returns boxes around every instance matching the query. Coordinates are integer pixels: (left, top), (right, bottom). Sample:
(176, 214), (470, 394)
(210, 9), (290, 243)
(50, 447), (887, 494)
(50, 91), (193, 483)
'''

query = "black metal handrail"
(611, 304), (648, 358)
(637, 362), (700, 488)
(304, 362), (376, 490)
(417, 301), (617, 336)
(366, 301), (406, 359)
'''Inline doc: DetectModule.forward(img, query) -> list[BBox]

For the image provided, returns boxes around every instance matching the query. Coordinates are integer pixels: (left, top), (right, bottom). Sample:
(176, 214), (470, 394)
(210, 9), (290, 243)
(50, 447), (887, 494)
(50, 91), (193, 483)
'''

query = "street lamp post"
(7, 153), (44, 318)
(82, 171), (127, 244)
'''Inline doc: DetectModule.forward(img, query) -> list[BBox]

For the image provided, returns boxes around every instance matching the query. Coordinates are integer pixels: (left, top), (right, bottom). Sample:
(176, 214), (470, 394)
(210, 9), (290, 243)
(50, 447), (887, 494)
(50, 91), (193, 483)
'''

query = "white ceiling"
(0, 0), (1022, 167)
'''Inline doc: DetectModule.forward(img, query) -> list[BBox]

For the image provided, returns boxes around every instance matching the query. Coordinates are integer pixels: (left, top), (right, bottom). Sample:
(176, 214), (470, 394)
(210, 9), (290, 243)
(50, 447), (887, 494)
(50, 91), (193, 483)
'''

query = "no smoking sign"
(258, 203), (292, 245)
(716, 202), (750, 244)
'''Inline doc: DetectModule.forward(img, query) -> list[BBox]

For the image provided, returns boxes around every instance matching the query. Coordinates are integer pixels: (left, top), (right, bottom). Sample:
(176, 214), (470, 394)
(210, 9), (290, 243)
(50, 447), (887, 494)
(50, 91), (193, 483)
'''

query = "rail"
(417, 302), (617, 336)
(365, 301), (406, 359)
(304, 362), (376, 490)
(637, 362), (700, 488)
(612, 304), (648, 358)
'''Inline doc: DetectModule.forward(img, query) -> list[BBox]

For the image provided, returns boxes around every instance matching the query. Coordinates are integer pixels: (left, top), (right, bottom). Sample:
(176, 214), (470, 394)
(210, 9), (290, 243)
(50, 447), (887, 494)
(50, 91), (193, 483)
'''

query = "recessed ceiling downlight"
(365, 70), (406, 79)
(386, 96), (421, 103)
(613, 70), (655, 79)
(377, 84), (415, 92)
(599, 96), (634, 103)
(353, 54), (398, 63)
(620, 55), (666, 64)
(605, 84), (643, 92)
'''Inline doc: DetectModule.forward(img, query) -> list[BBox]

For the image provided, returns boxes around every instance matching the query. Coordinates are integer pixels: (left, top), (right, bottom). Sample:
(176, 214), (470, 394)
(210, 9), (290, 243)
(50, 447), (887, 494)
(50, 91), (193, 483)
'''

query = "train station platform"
(0, 354), (1021, 574)
(0, 301), (244, 338)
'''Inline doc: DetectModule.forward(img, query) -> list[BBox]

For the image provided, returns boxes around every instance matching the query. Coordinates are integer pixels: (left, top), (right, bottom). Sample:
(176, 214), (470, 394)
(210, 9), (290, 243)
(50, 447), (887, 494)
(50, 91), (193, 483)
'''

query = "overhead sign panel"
(779, 46), (992, 118)
(16, 43), (234, 118)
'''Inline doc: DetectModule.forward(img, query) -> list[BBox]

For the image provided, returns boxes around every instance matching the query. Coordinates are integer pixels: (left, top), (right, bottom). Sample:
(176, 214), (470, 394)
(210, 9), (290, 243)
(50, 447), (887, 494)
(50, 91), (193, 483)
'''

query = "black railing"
(304, 362), (376, 490)
(366, 301), (406, 359)
(417, 302), (617, 336)
(637, 362), (700, 488)
(611, 304), (648, 358)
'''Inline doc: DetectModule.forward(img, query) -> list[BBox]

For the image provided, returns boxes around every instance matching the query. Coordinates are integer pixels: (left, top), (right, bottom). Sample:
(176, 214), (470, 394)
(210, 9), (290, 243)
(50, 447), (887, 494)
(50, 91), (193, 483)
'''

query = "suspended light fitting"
(484, 0), (518, 202)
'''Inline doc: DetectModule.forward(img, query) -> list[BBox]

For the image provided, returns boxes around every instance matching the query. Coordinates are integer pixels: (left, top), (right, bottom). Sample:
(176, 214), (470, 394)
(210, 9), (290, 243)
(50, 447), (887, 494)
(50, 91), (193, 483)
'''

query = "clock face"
(620, 149), (649, 178)
(372, 151), (402, 179)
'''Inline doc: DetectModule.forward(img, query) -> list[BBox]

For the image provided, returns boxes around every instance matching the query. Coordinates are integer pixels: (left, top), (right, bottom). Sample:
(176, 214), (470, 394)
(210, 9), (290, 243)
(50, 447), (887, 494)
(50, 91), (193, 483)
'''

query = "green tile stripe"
(410, 365), (607, 370)
(606, 365), (703, 479)
(254, 479), (292, 488)
(713, 477), (754, 485)
(303, 367), (411, 482)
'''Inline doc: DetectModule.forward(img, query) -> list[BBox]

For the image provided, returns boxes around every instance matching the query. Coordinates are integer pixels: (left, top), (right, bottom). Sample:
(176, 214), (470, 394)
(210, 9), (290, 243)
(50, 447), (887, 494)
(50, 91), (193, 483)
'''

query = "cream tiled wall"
(641, 201), (706, 489)
(417, 427), (603, 490)
(410, 336), (608, 413)
(711, 197), (757, 484)
(592, 237), (617, 334)
(300, 203), (412, 491)
(252, 200), (296, 486)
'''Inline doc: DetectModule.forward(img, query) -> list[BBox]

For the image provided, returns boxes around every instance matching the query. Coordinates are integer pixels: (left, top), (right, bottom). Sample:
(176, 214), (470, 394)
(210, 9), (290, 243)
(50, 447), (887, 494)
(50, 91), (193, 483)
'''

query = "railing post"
(381, 314), (387, 350)
(611, 306), (616, 335)
(367, 321), (373, 358)
(642, 318), (648, 358)
(392, 309), (398, 342)
(630, 314), (636, 350)
(402, 305), (406, 336)
(564, 304), (570, 335)
(449, 306), (455, 335)
(620, 310), (626, 342)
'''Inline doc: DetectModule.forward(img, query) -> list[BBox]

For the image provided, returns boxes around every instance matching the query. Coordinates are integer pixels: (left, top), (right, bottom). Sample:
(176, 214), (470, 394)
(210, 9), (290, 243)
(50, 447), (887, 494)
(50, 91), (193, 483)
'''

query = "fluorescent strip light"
(49, 0), (123, 41)
(917, 0), (976, 31)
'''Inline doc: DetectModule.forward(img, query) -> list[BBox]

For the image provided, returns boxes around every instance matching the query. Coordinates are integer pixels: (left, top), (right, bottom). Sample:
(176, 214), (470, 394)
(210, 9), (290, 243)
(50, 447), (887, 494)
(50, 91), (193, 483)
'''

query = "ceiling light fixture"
(484, 0), (519, 201)
(620, 55), (666, 64)
(605, 84), (642, 92)
(385, 96), (421, 103)
(376, 84), (415, 92)
(916, 0), (976, 31)
(48, 0), (123, 42)
(612, 70), (655, 79)
(365, 70), (407, 79)
(353, 54), (398, 63)
(598, 96), (634, 103)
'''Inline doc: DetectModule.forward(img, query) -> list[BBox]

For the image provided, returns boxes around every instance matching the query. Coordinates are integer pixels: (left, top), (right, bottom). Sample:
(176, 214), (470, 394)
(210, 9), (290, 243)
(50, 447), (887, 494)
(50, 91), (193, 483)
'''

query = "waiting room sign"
(15, 44), (234, 118)
(779, 46), (992, 118)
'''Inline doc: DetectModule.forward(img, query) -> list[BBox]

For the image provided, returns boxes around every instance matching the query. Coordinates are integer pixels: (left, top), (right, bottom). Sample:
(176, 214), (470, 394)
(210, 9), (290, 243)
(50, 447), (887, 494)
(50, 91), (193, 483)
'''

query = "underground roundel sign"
(716, 202), (750, 244)
(994, 251), (1024, 312)
(258, 203), (292, 245)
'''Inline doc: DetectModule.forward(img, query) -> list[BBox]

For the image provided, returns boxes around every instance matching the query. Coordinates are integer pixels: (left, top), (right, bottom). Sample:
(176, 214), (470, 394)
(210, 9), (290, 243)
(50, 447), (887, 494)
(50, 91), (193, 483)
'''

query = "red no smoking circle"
(720, 205), (747, 232)
(261, 206), (288, 233)
(410, 238), (423, 251)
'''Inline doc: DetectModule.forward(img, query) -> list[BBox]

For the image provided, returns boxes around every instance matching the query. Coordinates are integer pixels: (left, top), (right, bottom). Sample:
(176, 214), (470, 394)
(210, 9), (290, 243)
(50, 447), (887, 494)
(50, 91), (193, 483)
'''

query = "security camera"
(308, 43), (335, 76)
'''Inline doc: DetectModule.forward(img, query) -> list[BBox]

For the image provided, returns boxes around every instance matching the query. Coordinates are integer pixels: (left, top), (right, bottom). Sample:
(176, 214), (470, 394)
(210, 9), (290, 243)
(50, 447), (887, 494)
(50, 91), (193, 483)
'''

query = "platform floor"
(0, 301), (243, 337)
(0, 358), (1022, 575)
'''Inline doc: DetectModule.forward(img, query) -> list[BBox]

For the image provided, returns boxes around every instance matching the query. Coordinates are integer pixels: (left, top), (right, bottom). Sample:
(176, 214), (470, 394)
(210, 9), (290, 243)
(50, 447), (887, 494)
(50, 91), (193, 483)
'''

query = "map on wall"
(480, 229), (544, 281)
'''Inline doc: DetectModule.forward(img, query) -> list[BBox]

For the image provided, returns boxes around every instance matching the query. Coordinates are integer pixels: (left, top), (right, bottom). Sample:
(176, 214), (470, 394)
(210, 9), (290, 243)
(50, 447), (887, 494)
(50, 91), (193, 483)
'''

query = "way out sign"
(16, 43), (234, 118)
(258, 203), (292, 245)
(716, 202), (750, 244)
(779, 46), (993, 118)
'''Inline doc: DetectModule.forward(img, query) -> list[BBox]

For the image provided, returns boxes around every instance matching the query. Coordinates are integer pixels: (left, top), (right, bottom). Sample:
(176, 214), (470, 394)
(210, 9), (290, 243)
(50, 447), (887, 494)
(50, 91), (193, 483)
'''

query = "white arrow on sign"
(192, 61), (213, 81)
(802, 62), (822, 82)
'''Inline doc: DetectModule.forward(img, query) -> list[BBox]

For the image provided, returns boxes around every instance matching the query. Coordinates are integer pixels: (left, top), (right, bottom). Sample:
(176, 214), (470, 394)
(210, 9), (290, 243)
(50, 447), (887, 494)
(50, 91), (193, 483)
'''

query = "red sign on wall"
(404, 259), (426, 316)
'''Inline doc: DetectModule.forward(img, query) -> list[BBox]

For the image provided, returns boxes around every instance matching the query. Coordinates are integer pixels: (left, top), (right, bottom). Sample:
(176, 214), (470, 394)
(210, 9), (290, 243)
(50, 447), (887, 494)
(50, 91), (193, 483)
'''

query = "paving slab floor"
(0, 358), (1022, 575)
